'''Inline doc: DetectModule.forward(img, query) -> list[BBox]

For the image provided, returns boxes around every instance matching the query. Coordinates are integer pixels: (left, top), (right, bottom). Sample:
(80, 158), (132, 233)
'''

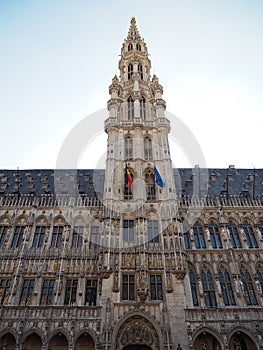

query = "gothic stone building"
(0, 18), (263, 350)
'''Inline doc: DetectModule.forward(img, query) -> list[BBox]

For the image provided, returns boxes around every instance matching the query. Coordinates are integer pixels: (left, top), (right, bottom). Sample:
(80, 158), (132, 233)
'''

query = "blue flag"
(154, 166), (165, 188)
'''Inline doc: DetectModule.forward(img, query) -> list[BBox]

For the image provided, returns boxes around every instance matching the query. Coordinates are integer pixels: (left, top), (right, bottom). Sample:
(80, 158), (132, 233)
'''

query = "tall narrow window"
(124, 169), (133, 200)
(257, 220), (263, 239)
(128, 43), (133, 51)
(242, 220), (258, 248)
(201, 266), (217, 307)
(64, 279), (78, 305)
(72, 226), (83, 248)
(240, 265), (258, 305)
(0, 225), (7, 247)
(128, 64), (133, 80)
(208, 220), (222, 249)
(148, 220), (159, 243)
(40, 279), (55, 305)
(85, 280), (97, 306)
(138, 64), (143, 79)
(11, 226), (25, 248)
(184, 232), (190, 249)
(127, 96), (134, 120)
(32, 226), (46, 248)
(140, 96), (146, 119)
(51, 226), (63, 248)
(256, 265), (263, 294)
(0, 279), (11, 305)
(144, 137), (152, 160)
(193, 221), (206, 249)
(123, 220), (134, 242)
(136, 43), (141, 51)
(228, 220), (242, 248)
(150, 275), (163, 300)
(218, 265), (236, 305)
(189, 269), (199, 306)
(125, 136), (133, 160)
(90, 226), (100, 246)
(122, 274), (135, 300)
(145, 169), (155, 201)
(20, 279), (35, 305)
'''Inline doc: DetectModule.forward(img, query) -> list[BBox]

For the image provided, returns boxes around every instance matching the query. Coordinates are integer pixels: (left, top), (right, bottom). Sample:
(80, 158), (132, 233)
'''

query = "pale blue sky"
(1, 0), (263, 169)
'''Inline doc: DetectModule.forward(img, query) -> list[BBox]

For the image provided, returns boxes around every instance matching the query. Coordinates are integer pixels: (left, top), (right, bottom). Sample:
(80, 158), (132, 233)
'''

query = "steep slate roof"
(0, 168), (263, 199)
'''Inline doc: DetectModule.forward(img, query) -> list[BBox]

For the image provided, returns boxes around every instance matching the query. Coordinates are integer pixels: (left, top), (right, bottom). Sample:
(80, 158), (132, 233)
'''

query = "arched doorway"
(23, 332), (42, 350)
(0, 333), (16, 350)
(194, 332), (222, 350)
(229, 331), (257, 350)
(123, 346), (151, 350)
(74, 333), (95, 350)
(48, 333), (68, 350)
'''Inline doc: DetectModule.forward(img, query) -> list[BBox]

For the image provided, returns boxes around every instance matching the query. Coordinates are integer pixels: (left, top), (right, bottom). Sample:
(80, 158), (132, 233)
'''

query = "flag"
(126, 165), (133, 188)
(154, 166), (165, 188)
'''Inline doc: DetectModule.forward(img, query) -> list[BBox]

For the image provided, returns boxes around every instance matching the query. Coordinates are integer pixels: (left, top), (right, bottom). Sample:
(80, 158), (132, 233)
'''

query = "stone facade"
(0, 18), (263, 350)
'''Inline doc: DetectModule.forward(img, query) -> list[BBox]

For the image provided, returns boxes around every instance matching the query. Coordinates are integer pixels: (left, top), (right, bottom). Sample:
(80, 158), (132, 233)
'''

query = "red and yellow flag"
(126, 165), (133, 188)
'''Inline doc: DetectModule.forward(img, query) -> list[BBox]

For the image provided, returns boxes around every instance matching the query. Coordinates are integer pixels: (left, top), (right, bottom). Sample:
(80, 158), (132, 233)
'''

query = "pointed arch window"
(189, 268), (199, 306)
(144, 136), (152, 160)
(136, 43), (141, 51)
(184, 231), (190, 249)
(240, 265), (258, 305)
(128, 64), (133, 80)
(193, 221), (206, 249)
(208, 220), (222, 249)
(228, 220), (242, 248)
(242, 220), (258, 248)
(124, 168), (133, 200)
(138, 64), (143, 79)
(218, 265), (236, 305)
(140, 96), (146, 119)
(0, 225), (7, 248)
(125, 136), (133, 160)
(145, 169), (155, 201)
(256, 264), (263, 294)
(128, 43), (133, 51)
(201, 266), (217, 307)
(127, 96), (134, 120)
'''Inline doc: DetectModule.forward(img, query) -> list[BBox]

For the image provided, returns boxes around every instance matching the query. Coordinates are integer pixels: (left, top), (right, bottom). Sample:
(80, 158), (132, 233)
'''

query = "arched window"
(128, 43), (133, 51)
(184, 231), (190, 249)
(201, 266), (217, 307)
(0, 224), (8, 248)
(193, 221), (206, 249)
(145, 169), (155, 201)
(125, 136), (133, 160)
(228, 220), (242, 248)
(257, 220), (263, 239)
(136, 43), (141, 51)
(256, 264), (263, 294)
(140, 96), (146, 119)
(128, 64), (133, 80)
(189, 268), (199, 306)
(144, 137), (152, 160)
(240, 265), (258, 305)
(127, 96), (134, 120)
(138, 64), (143, 79)
(124, 168), (133, 200)
(218, 265), (236, 305)
(243, 220), (258, 248)
(208, 220), (222, 249)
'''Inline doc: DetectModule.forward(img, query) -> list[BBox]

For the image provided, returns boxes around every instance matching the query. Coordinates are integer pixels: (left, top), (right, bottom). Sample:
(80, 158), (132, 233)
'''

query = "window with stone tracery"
(125, 136), (133, 160)
(145, 169), (155, 201)
(138, 64), (143, 79)
(240, 265), (258, 305)
(64, 279), (78, 305)
(0, 225), (7, 247)
(147, 220), (159, 243)
(144, 137), (152, 160)
(0, 279), (11, 305)
(50, 226), (63, 248)
(85, 279), (97, 306)
(189, 268), (199, 306)
(218, 265), (236, 305)
(193, 221), (206, 249)
(128, 64), (133, 80)
(11, 225), (25, 248)
(40, 279), (55, 305)
(150, 274), (163, 300)
(122, 274), (135, 300)
(256, 264), (263, 294)
(208, 220), (222, 249)
(32, 226), (46, 248)
(228, 220), (242, 248)
(140, 96), (146, 119)
(20, 279), (35, 306)
(128, 43), (133, 51)
(201, 266), (217, 308)
(72, 226), (83, 248)
(127, 96), (134, 120)
(242, 220), (258, 248)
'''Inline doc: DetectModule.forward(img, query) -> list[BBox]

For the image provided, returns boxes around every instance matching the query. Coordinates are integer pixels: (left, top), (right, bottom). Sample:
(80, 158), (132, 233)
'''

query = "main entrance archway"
(123, 346), (151, 350)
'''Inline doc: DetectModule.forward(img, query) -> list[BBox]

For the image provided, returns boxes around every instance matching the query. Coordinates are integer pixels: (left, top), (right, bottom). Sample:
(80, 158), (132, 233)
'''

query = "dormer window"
(136, 43), (141, 51)
(127, 96), (134, 120)
(138, 64), (143, 80)
(128, 43), (133, 51)
(128, 64), (133, 80)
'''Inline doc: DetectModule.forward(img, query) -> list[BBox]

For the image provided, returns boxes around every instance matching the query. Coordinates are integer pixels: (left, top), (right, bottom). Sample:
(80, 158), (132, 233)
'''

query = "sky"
(0, 0), (263, 170)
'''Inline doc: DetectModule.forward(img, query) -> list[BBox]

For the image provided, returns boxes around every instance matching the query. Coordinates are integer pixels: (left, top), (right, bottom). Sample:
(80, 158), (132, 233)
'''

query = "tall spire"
(126, 17), (142, 41)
